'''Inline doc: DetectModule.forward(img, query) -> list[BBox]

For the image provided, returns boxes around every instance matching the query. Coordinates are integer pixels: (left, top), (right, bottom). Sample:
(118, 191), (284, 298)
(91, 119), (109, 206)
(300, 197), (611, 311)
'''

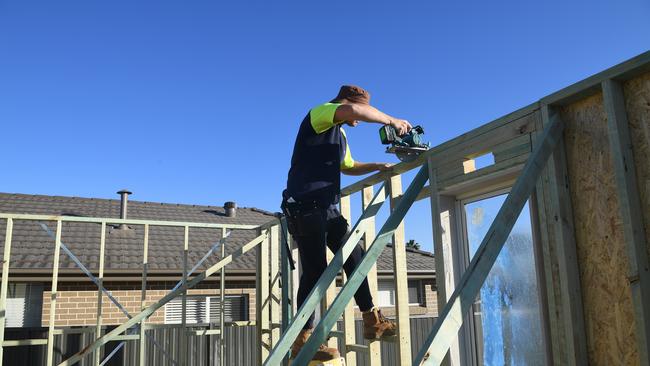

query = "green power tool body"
(379, 125), (430, 162)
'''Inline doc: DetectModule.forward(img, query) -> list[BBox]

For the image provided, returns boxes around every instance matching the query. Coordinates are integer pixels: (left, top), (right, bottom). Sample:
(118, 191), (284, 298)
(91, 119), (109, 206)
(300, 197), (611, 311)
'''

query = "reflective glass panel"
(465, 194), (544, 366)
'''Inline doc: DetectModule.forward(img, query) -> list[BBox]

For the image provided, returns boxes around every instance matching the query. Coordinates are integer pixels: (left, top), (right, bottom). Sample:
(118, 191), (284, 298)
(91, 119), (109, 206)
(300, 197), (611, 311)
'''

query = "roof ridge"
(247, 207), (279, 217)
(0, 191), (273, 213)
(385, 243), (435, 257)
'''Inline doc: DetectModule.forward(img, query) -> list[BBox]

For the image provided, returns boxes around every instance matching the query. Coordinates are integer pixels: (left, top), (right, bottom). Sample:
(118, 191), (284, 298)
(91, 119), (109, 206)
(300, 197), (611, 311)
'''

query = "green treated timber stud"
(256, 226), (270, 364)
(138, 224), (149, 366)
(602, 78), (650, 365)
(58, 231), (268, 366)
(220, 227), (227, 366)
(0, 218), (14, 366)
(180, 226), (189, 366)
(263, 184), (388, 366)
(94, 222), (106, 366)
(269, 224), (282, 351)
(293, 164), (430, 366)
(280, 218), (292, 366)
(542, 104), (587, 366)
(427, 166), (452, 366)
(413, 111), (564, 366)
(46, 220), (63, 366)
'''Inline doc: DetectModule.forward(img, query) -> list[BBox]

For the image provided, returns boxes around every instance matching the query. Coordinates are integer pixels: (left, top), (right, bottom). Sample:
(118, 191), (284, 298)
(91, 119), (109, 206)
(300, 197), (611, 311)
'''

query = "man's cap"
(331, 85), (371, 105)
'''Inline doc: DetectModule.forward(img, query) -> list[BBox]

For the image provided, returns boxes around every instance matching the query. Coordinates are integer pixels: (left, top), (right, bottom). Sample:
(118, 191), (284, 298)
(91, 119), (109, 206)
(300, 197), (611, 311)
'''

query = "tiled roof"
(0, 193), (434, 275)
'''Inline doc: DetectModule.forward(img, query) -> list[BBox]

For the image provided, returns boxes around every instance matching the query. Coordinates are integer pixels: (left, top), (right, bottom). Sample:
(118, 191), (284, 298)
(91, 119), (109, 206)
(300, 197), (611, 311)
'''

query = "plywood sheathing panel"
(622, 71), (650, 264)
(561, 93), (638, 365)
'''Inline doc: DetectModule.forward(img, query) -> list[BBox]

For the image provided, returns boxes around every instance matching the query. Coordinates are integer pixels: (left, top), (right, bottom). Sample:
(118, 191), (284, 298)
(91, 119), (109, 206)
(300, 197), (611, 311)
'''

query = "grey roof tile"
(0, 192), (434, 274)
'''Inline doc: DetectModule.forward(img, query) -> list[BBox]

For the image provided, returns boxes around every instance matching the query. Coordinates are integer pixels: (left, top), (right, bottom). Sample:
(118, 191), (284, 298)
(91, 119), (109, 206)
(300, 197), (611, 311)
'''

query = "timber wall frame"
(0, 51), (648, 366)
(0, 214), (281, 366)
(267, 50), (650, 366)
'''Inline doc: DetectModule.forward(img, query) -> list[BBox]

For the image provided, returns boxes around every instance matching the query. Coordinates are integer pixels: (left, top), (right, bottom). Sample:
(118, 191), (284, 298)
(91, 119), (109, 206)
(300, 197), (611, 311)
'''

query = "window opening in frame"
(459, 188), (546, 366)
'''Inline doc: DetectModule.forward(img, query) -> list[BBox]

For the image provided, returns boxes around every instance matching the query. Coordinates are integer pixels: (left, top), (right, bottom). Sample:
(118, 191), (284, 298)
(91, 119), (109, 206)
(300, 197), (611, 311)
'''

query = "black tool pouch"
(293, 208), (325, 237)
(281, 201), (325, 237)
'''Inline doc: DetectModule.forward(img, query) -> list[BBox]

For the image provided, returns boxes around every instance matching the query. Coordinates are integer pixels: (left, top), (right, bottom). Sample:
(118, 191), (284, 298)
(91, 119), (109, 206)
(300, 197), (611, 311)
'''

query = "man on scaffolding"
(281, 85), (412, 362)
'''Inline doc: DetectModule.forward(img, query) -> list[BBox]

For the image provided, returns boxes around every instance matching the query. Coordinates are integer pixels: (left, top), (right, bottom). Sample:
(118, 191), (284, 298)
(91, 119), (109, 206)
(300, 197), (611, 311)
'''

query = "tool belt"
(281, 199), (326, 237)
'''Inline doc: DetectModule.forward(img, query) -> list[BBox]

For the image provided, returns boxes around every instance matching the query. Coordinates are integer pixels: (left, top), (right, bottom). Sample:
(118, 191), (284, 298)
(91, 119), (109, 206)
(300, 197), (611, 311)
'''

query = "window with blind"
(376, 280), (422, 307)
(164, 295), (247, 324)
(6, 283), (43, 328)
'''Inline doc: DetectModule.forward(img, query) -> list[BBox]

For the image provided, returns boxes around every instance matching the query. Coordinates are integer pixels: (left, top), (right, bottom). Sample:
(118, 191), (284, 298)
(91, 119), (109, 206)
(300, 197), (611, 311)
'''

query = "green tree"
(406, 239), (421, 250)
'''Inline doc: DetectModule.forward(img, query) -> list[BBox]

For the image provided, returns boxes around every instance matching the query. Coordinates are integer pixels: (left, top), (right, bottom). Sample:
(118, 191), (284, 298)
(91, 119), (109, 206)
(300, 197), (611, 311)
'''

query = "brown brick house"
(0, 192), (437, 329)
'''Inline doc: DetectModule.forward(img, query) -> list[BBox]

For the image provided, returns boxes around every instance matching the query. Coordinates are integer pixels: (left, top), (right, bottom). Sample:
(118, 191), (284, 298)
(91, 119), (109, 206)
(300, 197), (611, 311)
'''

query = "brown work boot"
(362, 307), (397, 341)
(291, 329), (340, 361)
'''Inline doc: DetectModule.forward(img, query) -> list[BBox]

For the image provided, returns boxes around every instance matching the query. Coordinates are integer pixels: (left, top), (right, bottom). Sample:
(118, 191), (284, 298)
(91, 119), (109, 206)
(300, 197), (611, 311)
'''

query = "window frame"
(373, 279), (424, 307)
(456, 188), (548, 366)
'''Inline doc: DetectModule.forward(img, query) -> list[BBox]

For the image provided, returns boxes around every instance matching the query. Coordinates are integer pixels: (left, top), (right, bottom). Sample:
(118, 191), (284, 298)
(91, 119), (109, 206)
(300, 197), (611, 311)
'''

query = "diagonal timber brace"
(263, 184), (388, 366)
(57, 230), (269, 366)
(40, 224), (133, 319)
(413, 109), (564, 366)
(292, 163), (430, 366)
(40, 224), (230, 366)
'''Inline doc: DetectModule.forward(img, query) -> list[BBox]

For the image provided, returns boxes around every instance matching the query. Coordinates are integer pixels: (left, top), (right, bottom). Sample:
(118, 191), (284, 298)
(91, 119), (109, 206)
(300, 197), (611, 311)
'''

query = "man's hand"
(389, 119), (412, 135)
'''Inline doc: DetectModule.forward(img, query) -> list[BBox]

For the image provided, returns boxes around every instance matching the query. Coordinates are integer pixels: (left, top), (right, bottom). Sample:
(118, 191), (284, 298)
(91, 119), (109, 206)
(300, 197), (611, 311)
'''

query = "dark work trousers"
(291, 205), (374, 330)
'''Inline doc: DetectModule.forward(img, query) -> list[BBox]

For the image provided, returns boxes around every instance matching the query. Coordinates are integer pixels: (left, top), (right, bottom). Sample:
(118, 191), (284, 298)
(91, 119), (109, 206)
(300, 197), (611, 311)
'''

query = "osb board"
(561, 93), (638, 365)
(622, 71), (650, 265)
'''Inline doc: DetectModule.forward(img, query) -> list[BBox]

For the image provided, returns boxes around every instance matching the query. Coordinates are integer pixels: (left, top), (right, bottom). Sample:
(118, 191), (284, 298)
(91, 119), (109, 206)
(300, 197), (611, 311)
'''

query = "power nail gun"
(379, 125), (430, 162)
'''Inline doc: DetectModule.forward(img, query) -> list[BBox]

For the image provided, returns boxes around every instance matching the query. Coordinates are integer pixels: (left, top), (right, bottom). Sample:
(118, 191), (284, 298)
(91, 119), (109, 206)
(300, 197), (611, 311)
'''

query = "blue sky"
(1, 0), (649, 252)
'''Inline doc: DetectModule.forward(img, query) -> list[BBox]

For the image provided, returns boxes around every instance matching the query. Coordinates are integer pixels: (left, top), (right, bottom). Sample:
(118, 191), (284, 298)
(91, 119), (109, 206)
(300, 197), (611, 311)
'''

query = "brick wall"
(42, 281), (255, 327)
(39, 277), (436, 327)
(422, 279), (438, 316)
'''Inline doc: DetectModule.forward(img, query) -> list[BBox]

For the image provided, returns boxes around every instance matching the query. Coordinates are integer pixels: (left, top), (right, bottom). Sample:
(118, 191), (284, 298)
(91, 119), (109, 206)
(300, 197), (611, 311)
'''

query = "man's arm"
(341, 162), (393, 176)
(334, 103), (412, 134)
